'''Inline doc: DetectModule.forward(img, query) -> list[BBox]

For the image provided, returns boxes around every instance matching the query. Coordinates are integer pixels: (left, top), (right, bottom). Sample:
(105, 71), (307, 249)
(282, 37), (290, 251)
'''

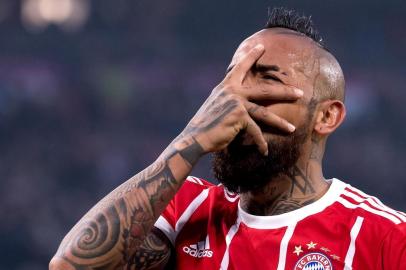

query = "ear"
(313, 100), (346, 135)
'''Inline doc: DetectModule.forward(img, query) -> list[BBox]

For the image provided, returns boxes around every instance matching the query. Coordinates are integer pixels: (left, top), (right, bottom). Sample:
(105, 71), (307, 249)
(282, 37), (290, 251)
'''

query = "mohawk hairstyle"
(266, 7), (326, 49)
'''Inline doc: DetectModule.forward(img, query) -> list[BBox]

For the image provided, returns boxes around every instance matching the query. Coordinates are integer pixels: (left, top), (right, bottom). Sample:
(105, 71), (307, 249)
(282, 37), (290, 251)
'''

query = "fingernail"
(294, 88), (304, 97)
(254, 44), (264, 51)
(288, 123), (296, 132)
(264, 149), (269, 156)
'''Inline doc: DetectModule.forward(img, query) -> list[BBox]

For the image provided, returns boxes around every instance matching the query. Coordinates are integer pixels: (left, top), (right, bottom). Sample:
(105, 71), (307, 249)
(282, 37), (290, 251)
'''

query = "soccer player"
(50, 7), (406, 270)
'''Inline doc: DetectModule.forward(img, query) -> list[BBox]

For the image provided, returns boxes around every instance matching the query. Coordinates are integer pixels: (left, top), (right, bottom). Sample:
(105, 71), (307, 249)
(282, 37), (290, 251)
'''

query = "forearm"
(50, 136), (204, 269)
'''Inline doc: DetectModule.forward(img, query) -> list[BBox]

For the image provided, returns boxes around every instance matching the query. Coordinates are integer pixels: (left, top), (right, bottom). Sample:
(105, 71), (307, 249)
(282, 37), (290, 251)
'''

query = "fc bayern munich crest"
(294, 252), (333, 270)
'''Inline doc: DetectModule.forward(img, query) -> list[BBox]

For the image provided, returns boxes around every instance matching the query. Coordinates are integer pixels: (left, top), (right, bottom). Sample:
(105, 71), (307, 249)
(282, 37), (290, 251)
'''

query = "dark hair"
(265, 7), (345, 102)
(266, 7), (325, 49)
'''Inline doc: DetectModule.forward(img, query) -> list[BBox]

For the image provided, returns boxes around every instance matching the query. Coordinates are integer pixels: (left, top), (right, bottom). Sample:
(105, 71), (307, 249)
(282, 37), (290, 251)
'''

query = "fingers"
(244, 117), (268, 156)
(245, 101), (296, 133)
(225, 43), (303, 102)
(229, 44), (265, 82)
(242, 84), (304, 101)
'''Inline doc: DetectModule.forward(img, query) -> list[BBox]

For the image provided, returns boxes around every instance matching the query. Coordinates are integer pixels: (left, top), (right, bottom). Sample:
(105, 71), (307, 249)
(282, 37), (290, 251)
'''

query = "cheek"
(266, 103), (307, 126)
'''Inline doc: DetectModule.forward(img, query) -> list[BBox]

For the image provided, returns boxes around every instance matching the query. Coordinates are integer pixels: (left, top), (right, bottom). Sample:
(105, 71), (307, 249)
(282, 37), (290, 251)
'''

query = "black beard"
(212, 124), (309, 193)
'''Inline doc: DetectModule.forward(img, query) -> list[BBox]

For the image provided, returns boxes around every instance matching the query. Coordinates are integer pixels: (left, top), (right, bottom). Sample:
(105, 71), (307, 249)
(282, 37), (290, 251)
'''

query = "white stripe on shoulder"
(344, 216), (364, 270)
(186, 176), (204, 185)
(154, 216), (176, 246)
(346, 186), (406, 222)
(193, 177), (204, 185)
(337, 197), (401, 224)
(175, 188), (210, 233)
(397, 211), (406, 218)
(186, 176), (198, 184)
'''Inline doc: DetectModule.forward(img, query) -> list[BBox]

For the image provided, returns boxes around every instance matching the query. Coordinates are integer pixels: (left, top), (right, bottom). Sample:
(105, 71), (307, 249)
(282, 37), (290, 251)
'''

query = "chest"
(173, 212), (377, 270)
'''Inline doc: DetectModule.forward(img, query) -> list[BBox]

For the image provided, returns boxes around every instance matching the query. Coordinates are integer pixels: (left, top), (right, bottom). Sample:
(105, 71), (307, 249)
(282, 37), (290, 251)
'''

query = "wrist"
(173, 136), (205, 167)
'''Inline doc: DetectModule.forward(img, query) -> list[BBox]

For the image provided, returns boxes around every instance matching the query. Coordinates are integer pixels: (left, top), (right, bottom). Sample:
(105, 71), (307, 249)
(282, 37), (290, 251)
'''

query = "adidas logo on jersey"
(182, 235), (213, 258)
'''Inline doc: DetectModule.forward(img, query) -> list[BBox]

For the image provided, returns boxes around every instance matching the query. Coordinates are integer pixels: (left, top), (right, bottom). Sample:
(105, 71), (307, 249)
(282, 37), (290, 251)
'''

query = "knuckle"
(287, 88), (300, 98)
(228, 93), (243, 104)
(215, 80), (236, 92)
(214, 87), (233, 98)
(260, 87), (269, 95)
(260, 107), (268, 118)
(234, 106), (246, 117)
(287, 88), (296, 96)
(241, 85), (251, 91)
(223, 85), (237, 95)
(248, 124), (259, 136)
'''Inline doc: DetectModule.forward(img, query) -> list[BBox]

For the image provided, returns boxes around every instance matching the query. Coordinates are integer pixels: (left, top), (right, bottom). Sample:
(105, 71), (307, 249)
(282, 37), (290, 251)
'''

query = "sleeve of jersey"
(153, 176), (213, 246)
(378, 222), (406, 270)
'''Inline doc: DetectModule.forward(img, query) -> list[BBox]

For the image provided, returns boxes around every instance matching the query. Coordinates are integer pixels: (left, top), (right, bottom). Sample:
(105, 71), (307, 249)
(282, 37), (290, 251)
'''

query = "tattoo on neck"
(288, 166), (316, 196)
(270, 197), (316, 215)
(241, 166), (318, 216)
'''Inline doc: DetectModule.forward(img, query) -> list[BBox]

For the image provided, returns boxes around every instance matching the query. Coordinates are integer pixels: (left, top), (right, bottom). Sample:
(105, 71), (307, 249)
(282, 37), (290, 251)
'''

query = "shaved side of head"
(312, 48), (345, 102)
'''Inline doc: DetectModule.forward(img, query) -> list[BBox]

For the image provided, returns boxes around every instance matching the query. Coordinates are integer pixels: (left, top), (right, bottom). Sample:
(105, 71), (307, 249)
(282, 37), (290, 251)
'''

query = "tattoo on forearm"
(70, 205), (121, 260)
(54, 139), (204, 269)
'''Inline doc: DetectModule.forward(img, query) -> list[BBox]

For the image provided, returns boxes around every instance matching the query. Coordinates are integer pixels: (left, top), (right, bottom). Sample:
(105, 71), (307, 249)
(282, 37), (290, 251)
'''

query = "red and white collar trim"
(238, 178), (347, 229)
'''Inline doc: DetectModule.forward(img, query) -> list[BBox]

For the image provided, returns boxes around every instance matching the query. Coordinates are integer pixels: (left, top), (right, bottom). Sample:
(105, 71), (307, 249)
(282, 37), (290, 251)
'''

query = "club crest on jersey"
(294, 252), (333, 270)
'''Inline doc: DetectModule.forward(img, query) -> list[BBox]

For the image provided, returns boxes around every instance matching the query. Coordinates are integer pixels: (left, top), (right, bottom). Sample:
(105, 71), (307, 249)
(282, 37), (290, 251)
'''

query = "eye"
(262, 74), (283, 83)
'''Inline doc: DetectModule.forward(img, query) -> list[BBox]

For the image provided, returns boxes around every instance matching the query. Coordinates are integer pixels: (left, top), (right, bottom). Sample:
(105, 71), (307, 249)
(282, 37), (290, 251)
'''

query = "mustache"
(212, 121), (310, 194)
(233, 123), (299, 149)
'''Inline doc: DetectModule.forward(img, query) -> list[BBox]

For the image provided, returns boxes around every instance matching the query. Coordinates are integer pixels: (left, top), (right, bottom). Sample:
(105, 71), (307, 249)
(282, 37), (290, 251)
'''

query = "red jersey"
(154, 176), (406, 270)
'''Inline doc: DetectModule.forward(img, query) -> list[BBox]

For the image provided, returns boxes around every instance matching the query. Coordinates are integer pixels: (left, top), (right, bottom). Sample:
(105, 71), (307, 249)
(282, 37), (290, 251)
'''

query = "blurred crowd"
(0, 0), (405, 269)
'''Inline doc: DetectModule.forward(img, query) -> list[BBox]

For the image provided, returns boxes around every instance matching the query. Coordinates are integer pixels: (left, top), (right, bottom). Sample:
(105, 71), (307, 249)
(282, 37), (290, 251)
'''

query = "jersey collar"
(237, 178), (347, 229)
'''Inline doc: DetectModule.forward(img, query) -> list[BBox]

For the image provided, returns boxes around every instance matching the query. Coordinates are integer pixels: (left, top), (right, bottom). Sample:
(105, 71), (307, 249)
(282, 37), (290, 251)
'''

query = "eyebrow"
(253, 64), (280, 73)
(225, 64), (282, 74)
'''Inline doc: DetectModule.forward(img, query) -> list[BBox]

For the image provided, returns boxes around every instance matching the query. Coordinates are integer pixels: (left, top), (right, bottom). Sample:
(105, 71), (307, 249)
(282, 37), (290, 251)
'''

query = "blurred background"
(0, 0), (405, 269)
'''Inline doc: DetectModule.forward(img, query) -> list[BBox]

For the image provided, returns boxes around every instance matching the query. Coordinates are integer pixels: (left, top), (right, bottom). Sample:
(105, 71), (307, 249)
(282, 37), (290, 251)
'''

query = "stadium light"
(21, 0), (90, 32)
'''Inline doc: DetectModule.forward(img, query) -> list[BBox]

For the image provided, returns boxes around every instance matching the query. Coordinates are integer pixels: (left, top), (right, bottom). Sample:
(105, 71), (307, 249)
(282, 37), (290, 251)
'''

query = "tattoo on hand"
(188, 98), (238, 133)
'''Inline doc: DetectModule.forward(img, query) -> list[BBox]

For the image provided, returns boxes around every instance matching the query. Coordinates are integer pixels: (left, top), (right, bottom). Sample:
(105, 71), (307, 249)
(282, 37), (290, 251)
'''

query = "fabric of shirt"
(154, 176), (406, 270)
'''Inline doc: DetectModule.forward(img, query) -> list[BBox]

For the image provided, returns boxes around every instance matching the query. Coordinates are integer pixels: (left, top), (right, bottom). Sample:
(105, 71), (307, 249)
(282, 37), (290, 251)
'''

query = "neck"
(239, 140), (330, 216)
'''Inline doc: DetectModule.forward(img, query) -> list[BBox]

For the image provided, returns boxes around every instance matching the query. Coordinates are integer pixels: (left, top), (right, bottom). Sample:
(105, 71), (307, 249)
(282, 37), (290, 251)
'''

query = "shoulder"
(184, 176), (215, 189)
(155, 176), (237, 245)
(175, 176), (239, 204)
(377, 217), (406, 269)
(173, 176), (215, 202)
(335, 179), (406, 230)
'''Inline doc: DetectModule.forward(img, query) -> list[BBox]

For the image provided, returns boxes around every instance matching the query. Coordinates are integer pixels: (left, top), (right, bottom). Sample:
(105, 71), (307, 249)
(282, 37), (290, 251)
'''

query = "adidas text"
(183, 246), (213, 258)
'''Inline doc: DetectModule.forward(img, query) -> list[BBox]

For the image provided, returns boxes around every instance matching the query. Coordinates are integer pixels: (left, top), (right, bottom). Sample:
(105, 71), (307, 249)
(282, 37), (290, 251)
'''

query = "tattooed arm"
(49, 136), (204, 270)
(50, 44), (301, 270)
